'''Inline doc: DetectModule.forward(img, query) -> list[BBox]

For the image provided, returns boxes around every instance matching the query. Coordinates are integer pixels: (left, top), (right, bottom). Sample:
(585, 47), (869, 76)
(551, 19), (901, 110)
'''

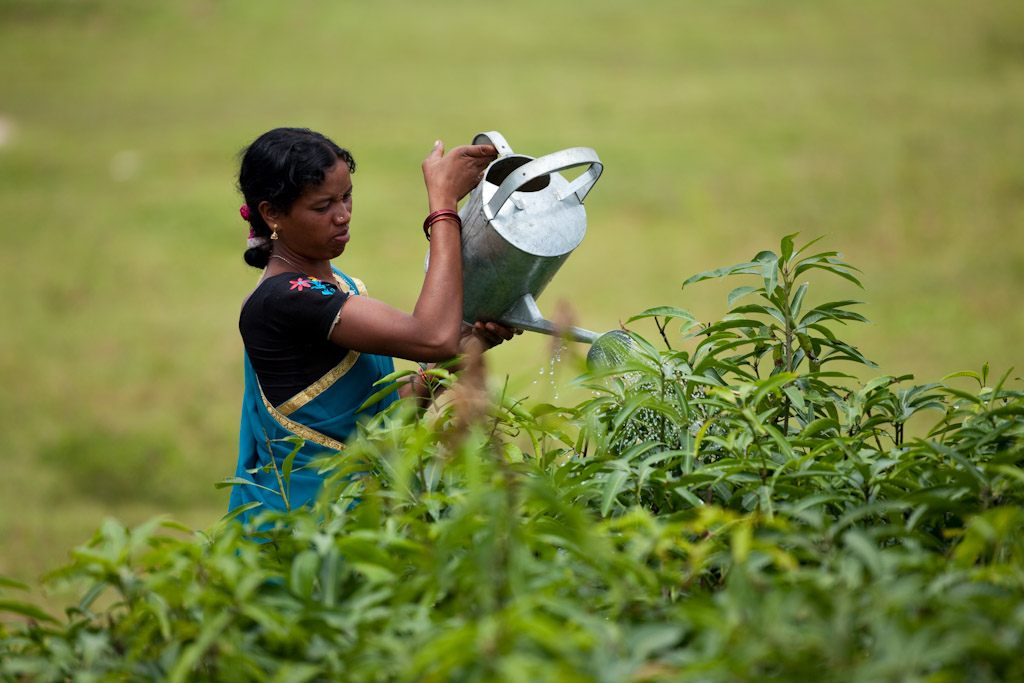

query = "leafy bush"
(2, 236), (1022, 682)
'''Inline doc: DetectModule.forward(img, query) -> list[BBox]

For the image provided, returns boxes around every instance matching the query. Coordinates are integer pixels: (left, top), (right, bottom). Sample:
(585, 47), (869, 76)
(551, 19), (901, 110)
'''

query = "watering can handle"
(472, 131), (514, 157)
(485, 147), (603, 221)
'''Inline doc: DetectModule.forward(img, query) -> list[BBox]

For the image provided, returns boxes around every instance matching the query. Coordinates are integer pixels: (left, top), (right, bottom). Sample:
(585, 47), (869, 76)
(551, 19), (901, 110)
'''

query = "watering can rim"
(482, 147), (603, 221)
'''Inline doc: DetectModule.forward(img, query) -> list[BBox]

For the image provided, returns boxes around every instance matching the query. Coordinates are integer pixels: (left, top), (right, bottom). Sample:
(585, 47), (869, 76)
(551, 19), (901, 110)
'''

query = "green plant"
(2, 237), (1022, 682)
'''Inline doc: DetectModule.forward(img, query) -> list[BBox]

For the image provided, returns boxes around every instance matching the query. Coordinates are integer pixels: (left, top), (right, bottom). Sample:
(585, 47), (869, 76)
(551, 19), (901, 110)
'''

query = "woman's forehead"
(301, 162), (352, 198)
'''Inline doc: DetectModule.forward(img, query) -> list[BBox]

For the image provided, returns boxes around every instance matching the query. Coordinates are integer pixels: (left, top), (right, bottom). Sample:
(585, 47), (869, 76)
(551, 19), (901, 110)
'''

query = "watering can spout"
(499, 294), (600, 345)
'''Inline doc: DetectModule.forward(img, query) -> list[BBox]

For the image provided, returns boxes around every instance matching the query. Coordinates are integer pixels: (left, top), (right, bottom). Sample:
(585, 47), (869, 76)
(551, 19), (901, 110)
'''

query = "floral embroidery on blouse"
(289, 278), (338, 296)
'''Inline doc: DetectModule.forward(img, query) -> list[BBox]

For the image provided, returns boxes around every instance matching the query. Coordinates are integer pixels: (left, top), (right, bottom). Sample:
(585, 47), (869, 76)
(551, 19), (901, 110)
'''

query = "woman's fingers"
(473, 322), (519, 347)
(449, 145), (497, 194)
(458, 144), (498, 159)
(423, 142), (496, 207)
(485, 322), (517, 341)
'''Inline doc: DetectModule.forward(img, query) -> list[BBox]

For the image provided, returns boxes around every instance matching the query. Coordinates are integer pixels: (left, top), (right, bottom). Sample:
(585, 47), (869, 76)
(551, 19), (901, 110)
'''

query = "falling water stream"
(532, 342), (569, 400)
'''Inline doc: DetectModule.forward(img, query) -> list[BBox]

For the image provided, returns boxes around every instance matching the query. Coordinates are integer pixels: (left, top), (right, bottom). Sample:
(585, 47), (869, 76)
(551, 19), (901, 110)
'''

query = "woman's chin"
(329, 233), (350, 256)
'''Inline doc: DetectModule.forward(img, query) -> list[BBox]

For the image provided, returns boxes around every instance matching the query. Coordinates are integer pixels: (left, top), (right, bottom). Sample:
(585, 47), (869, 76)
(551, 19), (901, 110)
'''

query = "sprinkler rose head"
(585, 330), (641, 370)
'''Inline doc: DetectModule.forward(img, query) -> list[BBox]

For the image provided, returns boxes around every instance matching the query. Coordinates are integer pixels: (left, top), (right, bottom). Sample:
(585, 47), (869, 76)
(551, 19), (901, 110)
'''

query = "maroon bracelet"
(423, 210), (462, 241)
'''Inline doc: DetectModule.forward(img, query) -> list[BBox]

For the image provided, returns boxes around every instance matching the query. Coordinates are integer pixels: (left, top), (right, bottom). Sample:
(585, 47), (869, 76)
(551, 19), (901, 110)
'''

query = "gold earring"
(271, 224), (279, 240)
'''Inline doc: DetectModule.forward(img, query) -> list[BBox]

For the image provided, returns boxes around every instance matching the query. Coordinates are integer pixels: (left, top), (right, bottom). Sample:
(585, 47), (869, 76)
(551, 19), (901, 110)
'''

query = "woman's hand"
(422, 141), (497, 211)
(459, 321), (522, 354)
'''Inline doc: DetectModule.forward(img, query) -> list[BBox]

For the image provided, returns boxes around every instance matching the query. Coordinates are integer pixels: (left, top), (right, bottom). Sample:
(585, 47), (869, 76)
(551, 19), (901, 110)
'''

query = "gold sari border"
(347, 275), (368, 296)
(277, 351), (360, 416)
(259, 385), (347, 452)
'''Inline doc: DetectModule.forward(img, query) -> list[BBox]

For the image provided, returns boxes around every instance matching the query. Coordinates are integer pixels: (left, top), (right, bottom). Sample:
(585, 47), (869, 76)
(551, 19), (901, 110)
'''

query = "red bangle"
(423, 210), (462, 241)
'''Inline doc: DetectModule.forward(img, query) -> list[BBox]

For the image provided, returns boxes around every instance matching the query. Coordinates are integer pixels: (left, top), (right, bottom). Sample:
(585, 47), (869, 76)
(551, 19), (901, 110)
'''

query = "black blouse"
(239, 272), (351, 406)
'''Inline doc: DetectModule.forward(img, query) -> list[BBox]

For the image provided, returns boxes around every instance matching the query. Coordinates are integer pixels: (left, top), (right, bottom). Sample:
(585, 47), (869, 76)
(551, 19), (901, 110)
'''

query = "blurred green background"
(1, 0), (1022, 588)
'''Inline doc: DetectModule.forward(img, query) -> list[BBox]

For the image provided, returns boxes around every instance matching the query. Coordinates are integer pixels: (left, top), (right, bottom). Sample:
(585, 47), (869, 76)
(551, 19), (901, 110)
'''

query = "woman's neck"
(267, 253), (333, 280)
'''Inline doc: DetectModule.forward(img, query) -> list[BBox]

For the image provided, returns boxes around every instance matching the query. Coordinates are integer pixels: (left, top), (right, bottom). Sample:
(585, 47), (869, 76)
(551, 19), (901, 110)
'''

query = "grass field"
(1, 0), (1022, 590)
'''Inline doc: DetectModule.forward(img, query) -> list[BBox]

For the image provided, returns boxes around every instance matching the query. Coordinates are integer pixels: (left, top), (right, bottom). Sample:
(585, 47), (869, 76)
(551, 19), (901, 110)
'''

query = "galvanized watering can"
(447, 131), (605, 344)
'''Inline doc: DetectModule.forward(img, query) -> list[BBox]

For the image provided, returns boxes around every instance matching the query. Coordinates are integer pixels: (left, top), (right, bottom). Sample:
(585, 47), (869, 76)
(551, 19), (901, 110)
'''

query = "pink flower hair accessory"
(241, 204), (269, 249)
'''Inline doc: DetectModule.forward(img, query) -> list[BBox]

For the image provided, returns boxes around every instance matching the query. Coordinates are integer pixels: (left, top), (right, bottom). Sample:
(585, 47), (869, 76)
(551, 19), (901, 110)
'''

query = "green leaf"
(269, 664), (323, 683)
(0, 600), (59, 623)
(761, 254), (779, 294)
(289, 549), (319, 599)
(281, 440), (302, 488)
(611, 393), (657, 435)
(800, 417), (840, 438)
(793, 259), (863, 288)
(789, 282), (808, 319)
(168, 612), (233, 683)
(672, 486), (706, 508)
(624, 623), (685, 660)
(940, 386), (986, 405)
(862, 375), (896, 394)
(358, 381), (403, 411)
(600, 468), (630, 517)
(942, 370), (983, 387)
(208, 502), (262, 538)
(753, 372), (796, 407)
(790, 235), (826, 262)
(783, 385), (806, 414)
(727, 286), (761, 308)
(621, 440), (663, 464)
(682, 261), (762, 288)
(351, 562), (396, 583)
(730, 303), (786, 326)
(374, 367), (419, 384)
(215, 477), (279, 494)
(626, 306), (698, 325)
(0, 576), (29, 591)
(780, 233), (798, 263)
(843, 529), (884, 576)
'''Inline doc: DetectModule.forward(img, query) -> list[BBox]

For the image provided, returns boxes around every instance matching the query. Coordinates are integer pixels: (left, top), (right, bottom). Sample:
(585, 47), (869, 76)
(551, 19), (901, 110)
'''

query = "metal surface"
(499, 294), (600, 344)
(448, 131), (604, 343)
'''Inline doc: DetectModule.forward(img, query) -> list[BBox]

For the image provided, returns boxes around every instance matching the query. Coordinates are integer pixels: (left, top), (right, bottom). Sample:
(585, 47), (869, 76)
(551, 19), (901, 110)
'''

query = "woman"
(230, 127), (511, 524)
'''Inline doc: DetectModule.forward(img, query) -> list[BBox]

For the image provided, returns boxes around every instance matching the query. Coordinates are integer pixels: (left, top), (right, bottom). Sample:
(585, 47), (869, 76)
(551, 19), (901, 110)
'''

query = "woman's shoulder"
(241, 272), (347, 316)
(331, 268), (367, 296)
(241, 272), (295, 311)
(240, 272), (351, 342)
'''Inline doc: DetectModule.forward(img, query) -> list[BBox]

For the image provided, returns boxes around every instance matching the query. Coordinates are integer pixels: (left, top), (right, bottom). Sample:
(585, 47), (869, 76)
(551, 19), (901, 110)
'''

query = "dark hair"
(238, 127), (356, 268)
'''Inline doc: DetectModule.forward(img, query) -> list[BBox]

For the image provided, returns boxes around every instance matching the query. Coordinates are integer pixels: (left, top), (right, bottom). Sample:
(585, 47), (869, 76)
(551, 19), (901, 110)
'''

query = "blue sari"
(229, 268), (398, 526)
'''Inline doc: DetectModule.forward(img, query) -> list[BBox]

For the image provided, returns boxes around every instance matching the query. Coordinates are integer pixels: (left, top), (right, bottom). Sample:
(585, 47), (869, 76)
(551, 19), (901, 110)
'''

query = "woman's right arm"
(328, 141), (497, 363)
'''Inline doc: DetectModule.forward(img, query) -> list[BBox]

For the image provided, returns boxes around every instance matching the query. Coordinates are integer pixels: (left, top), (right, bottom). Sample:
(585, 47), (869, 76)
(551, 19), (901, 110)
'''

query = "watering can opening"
(485, 156), (551, 193)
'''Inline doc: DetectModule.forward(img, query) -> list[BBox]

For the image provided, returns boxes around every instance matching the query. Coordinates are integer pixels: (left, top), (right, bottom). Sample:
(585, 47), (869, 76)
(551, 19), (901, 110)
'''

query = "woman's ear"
(258, 200), (280, 227)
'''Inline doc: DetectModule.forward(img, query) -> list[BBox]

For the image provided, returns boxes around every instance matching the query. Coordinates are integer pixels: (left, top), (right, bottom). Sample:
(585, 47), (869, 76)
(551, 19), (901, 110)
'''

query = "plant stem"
(654, 316), (673, 351)
(261, 426), (291, 512)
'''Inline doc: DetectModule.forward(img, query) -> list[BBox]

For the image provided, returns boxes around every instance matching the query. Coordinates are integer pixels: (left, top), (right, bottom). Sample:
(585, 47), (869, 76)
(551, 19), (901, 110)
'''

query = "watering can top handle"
(472, 131), (514, 157)
(484, 147), (604, 220)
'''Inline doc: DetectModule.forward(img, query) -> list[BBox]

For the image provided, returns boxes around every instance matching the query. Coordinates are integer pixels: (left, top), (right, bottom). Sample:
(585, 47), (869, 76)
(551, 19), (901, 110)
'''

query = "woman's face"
(277, 160), (353, 260)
